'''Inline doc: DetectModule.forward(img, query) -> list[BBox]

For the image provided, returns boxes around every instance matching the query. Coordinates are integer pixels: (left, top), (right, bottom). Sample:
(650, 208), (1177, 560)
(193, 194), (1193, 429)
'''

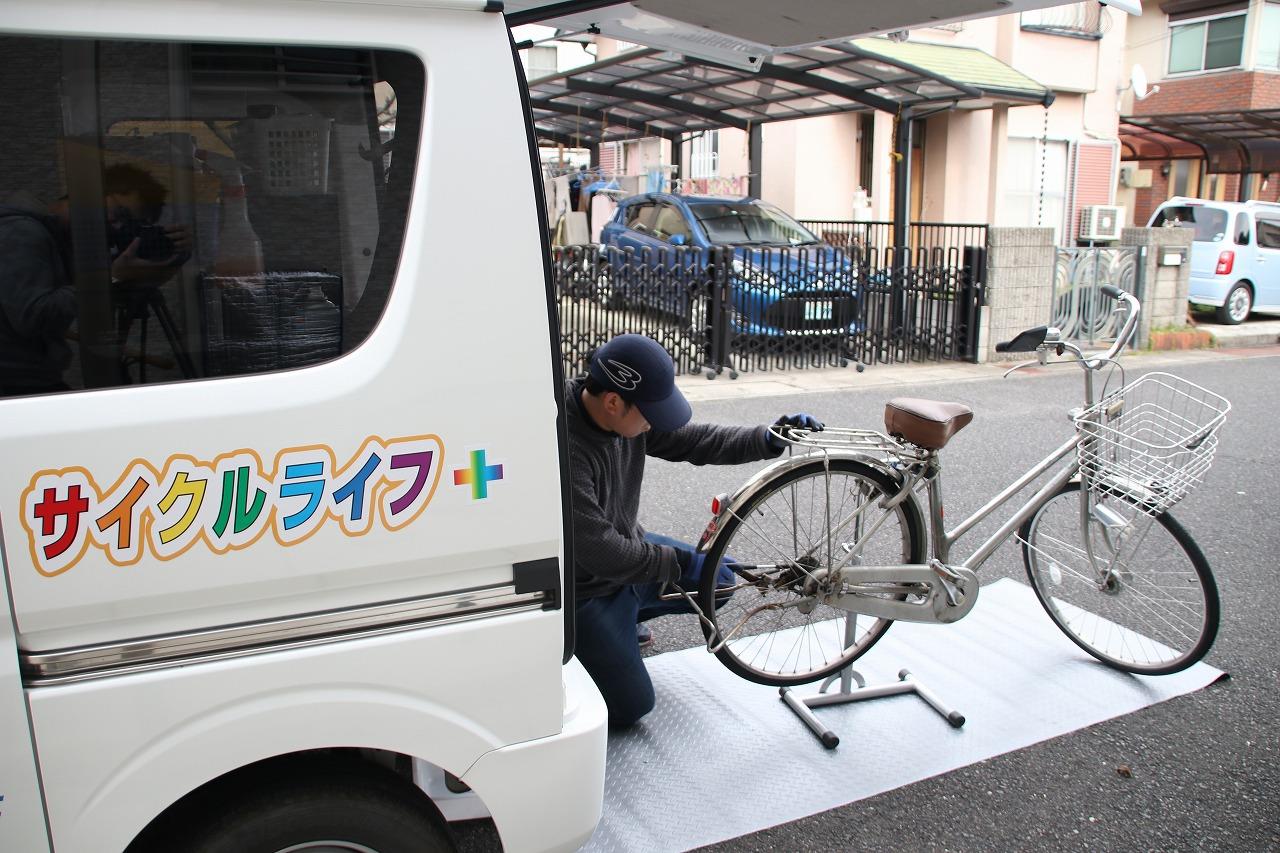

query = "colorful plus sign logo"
(453, 449), (504, 500)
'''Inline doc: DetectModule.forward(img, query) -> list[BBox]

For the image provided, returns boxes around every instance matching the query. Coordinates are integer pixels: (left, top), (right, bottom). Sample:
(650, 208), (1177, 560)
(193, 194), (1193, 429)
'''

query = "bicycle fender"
(695, 450), (907, 554)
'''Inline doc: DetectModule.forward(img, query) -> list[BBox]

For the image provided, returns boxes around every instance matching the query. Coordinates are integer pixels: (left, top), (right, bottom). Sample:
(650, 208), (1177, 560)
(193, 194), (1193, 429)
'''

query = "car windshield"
(1151, 206), (1228, 242)
(688, 202), (819, 246)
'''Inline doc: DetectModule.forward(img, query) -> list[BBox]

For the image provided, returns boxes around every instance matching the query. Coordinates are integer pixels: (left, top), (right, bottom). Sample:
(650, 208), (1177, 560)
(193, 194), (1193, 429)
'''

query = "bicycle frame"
(709, 291), (1144, 626)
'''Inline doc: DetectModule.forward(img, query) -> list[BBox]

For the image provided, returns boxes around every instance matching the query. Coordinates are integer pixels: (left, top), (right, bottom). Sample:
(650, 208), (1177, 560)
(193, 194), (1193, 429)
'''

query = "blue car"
(599, 193), (859, 336)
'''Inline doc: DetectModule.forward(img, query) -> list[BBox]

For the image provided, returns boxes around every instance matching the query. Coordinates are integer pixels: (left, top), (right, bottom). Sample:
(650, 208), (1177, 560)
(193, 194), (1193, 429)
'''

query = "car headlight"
(731, 258), (777, 288)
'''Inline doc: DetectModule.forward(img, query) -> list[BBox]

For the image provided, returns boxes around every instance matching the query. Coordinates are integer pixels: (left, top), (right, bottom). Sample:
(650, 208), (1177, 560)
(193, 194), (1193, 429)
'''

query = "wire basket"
(1075, 372), (1230, 515)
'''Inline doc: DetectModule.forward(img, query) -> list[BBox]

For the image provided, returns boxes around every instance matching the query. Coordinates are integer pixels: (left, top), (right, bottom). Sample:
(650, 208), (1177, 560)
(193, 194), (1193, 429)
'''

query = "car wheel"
(130, 756), (454, 853)
(1216, 283), (1252, 325)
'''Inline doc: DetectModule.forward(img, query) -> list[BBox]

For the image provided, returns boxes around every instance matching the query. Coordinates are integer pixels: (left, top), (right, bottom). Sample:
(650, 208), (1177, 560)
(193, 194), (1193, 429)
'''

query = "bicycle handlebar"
(1093, 287), (1140, 366)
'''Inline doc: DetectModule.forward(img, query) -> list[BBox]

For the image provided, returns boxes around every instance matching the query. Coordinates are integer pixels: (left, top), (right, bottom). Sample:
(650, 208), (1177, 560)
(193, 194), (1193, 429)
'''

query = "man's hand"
(768, 412), (823, 451)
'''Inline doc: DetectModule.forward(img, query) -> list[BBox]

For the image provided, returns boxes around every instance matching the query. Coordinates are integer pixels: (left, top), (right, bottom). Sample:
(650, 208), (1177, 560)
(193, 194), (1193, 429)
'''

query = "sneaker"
(637, 622), (654, 649)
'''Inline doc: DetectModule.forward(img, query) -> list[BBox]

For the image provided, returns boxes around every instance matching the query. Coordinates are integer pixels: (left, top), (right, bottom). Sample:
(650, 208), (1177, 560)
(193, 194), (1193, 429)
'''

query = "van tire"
(139, 755), (454, 853)
(1216, 283), (1252, 325)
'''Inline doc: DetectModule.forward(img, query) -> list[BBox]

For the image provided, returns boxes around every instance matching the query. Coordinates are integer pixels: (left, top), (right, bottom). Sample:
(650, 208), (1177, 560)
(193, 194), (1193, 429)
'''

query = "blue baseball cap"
(588, 334), (692, 432)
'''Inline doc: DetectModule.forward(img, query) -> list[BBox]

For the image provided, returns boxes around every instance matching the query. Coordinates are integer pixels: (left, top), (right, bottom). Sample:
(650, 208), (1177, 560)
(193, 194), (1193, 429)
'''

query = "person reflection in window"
(0, 164), (190, 397)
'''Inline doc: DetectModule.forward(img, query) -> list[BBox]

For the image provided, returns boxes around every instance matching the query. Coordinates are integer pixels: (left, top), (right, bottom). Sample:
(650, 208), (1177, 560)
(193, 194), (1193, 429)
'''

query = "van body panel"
(2, 6), (564, 655)
(461, 657), (608, 853)
(0, 562), (52, 852)
(26, 609), (582, 853)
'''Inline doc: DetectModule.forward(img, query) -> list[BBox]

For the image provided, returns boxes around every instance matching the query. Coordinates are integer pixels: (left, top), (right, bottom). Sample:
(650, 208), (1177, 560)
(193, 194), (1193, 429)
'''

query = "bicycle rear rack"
(772, 426), (929, 461)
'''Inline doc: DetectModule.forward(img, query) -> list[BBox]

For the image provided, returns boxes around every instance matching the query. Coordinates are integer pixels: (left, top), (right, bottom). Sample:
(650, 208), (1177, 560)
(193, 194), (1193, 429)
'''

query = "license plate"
(804, 300), (833, 321)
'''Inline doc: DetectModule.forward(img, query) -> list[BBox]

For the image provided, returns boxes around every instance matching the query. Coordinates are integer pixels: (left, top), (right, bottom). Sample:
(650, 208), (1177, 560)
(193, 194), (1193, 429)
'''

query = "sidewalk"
(1194, 316), (1280, 349)
(676, 340), (1280, 403)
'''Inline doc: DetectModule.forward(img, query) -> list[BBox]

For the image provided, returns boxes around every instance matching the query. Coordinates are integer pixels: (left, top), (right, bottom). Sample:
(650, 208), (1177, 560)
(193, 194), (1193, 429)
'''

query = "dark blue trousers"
(574, 532), (734, 728)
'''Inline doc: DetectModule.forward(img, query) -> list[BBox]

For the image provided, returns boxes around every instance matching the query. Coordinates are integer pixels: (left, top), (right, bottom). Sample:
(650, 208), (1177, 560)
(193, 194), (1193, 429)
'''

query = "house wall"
(1122, 1), (1280, 221)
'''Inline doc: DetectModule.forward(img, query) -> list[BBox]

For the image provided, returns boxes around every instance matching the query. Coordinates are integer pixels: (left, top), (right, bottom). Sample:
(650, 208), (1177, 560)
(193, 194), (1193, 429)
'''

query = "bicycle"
(672, 286), (1230, 690)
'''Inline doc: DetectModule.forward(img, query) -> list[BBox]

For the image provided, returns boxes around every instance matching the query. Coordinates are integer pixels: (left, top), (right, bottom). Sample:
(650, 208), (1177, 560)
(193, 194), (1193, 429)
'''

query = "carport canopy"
(527, 37), (1054, 148)
(1120, 110), (1280, 175)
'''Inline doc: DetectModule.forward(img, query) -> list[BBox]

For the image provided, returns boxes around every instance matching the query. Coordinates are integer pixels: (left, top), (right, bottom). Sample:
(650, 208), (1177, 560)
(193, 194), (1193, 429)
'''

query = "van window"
(1151, 205), (1228, 243)
(0, 37), (423, 398)
(1235, 212), (1251, 245)
(1257, 217), (1280, 249)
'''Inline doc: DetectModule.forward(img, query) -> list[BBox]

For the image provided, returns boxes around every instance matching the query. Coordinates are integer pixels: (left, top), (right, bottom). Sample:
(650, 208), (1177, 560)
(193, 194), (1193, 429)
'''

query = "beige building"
(527, 2), (1276, 241)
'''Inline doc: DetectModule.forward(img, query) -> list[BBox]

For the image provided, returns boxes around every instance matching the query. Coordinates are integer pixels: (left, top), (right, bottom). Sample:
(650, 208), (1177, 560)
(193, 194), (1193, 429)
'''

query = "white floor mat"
(583, 578), (1224, 853)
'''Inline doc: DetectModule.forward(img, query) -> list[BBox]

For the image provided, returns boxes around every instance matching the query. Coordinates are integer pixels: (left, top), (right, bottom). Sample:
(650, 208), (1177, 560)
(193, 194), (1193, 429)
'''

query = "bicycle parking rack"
(779, 617), (964, 749)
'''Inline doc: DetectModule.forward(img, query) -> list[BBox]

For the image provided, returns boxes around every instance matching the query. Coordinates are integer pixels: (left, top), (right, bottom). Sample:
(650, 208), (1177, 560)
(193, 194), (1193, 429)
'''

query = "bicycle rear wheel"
(697, 458), (926, 686)
(1019, 481), (1219, 675)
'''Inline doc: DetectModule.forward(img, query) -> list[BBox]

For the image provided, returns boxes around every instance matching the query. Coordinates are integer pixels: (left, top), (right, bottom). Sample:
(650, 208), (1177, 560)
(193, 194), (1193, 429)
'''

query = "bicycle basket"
(1074, 372), (1230, 515)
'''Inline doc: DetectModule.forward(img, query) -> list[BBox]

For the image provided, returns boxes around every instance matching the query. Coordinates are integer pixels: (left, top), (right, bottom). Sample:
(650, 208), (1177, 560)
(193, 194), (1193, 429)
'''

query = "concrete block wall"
(978, 227), (1057, 363)
(1122, 227), (1193, 346)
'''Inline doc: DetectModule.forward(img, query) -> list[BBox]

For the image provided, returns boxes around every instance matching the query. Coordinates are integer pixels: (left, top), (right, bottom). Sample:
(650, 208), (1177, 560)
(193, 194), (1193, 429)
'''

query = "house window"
(1168, 11), (1246, 73)
(1259, 2), (1280, 69)
(689, 130), (720, 179)
(1001, 137), (1069, 244)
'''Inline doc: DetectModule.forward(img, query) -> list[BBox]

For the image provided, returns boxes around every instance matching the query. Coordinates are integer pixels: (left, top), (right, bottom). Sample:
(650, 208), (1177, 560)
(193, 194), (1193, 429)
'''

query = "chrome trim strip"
(22, 585), (546, 687)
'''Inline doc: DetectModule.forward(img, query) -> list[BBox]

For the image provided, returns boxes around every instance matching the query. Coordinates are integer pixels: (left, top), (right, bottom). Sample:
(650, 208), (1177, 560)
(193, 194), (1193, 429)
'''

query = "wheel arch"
(54, 689), (505, 853)
(124, 748), (453, 853)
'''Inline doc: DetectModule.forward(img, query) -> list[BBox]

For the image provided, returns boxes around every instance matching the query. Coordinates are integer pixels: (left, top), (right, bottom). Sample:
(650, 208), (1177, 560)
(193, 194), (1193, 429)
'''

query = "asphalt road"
(466, 348), (1280, 852)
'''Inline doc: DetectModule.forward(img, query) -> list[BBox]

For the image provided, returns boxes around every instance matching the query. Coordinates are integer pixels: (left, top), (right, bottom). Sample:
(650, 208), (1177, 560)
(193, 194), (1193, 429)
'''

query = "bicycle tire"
(697, 457), (926, 686)
(1019, 481), (1219, 675)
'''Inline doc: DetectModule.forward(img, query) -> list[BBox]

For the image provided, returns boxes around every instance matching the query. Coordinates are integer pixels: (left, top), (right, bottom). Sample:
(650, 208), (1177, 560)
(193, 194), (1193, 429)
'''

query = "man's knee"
(607, 684), (656, 729)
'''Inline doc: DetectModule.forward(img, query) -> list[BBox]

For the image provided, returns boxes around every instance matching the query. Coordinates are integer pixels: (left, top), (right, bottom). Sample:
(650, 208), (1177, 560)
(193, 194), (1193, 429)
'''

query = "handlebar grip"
(1100, 285), (1124, 299)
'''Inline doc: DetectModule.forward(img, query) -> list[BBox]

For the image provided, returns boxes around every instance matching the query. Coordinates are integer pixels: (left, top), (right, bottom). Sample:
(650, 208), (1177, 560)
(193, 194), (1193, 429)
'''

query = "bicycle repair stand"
(778, 620), (965, 750)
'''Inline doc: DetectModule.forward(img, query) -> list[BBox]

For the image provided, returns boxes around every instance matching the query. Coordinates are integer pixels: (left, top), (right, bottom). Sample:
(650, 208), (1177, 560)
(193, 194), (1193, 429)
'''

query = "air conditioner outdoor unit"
(1080, 204), (1123, 241)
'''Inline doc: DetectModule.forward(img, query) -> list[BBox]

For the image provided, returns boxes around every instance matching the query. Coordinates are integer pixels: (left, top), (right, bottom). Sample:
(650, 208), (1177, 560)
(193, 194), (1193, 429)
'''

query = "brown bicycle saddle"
(884, 398), (974, 450)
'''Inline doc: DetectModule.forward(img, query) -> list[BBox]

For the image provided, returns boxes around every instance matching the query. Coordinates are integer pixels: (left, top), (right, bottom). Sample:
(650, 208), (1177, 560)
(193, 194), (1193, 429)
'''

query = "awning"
(528, 38), (1054, 148)
(1120, 110), (1280, 174)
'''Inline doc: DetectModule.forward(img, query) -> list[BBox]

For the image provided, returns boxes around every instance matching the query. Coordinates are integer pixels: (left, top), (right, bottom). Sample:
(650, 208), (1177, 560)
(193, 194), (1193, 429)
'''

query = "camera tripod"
(113, 284), (197, 383)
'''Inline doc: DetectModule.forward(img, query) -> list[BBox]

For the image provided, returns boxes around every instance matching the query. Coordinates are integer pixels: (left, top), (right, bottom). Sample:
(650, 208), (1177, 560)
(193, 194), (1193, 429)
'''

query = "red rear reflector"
(1217, 250), (1235, 275)
(711, 493), (728, 515)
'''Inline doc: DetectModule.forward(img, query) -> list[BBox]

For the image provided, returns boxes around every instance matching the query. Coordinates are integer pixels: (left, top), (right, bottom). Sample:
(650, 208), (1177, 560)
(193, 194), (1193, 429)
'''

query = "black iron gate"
(553, 231), (986, 379)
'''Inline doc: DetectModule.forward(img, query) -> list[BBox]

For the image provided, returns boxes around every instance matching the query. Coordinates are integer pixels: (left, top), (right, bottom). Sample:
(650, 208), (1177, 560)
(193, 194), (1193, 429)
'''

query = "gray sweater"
(565, 377), (779, 601)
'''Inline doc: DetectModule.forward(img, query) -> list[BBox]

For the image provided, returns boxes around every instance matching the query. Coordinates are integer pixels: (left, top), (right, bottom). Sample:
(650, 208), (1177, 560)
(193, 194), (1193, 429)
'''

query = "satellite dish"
(1129, 64), (1160, 100)
(1131, 65), (1148, 99)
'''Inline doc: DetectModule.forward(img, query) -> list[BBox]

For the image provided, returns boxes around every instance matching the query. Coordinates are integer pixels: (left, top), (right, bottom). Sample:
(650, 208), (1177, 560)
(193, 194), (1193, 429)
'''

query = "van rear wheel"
(134, 755), (454, 853)
(1216, 283), (1252, 325)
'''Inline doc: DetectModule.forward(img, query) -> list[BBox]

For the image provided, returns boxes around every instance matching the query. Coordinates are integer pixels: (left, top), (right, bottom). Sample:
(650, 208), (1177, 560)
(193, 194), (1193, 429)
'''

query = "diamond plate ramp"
(582, 579), (1224, 852)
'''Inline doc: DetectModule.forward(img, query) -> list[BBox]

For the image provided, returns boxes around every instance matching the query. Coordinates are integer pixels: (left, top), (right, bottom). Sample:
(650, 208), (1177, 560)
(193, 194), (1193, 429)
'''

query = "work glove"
(767, 412), (824, 451)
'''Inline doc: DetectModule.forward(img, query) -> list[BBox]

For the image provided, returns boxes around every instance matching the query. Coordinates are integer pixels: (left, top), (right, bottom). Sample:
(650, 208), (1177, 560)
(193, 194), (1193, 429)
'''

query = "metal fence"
(553, 237), (986, 379)
(1050, 246), (1147, 345)
(800, 220), (989, 269)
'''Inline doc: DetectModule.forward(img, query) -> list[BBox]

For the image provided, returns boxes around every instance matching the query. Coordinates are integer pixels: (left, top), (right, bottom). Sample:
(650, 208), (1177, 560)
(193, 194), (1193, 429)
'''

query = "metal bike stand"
(778, 620), (965, 750)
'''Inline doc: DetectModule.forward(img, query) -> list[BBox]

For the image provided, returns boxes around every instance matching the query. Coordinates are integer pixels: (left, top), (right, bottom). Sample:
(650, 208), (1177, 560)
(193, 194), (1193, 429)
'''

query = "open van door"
(505, 0), (1142, 67)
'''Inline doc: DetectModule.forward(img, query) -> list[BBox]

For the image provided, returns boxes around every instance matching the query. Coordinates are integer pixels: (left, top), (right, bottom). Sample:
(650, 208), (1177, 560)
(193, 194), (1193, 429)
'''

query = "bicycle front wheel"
(698, 458), (926, 686)
(1019, 481), (1219, 675)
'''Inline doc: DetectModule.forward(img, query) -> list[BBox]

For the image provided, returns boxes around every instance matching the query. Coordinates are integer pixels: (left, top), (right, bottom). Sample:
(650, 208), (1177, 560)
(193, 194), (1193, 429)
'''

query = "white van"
(0, 3), (606, 852)
(1148, 197), (1280, 324)
(0, 1), (1142, 851)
